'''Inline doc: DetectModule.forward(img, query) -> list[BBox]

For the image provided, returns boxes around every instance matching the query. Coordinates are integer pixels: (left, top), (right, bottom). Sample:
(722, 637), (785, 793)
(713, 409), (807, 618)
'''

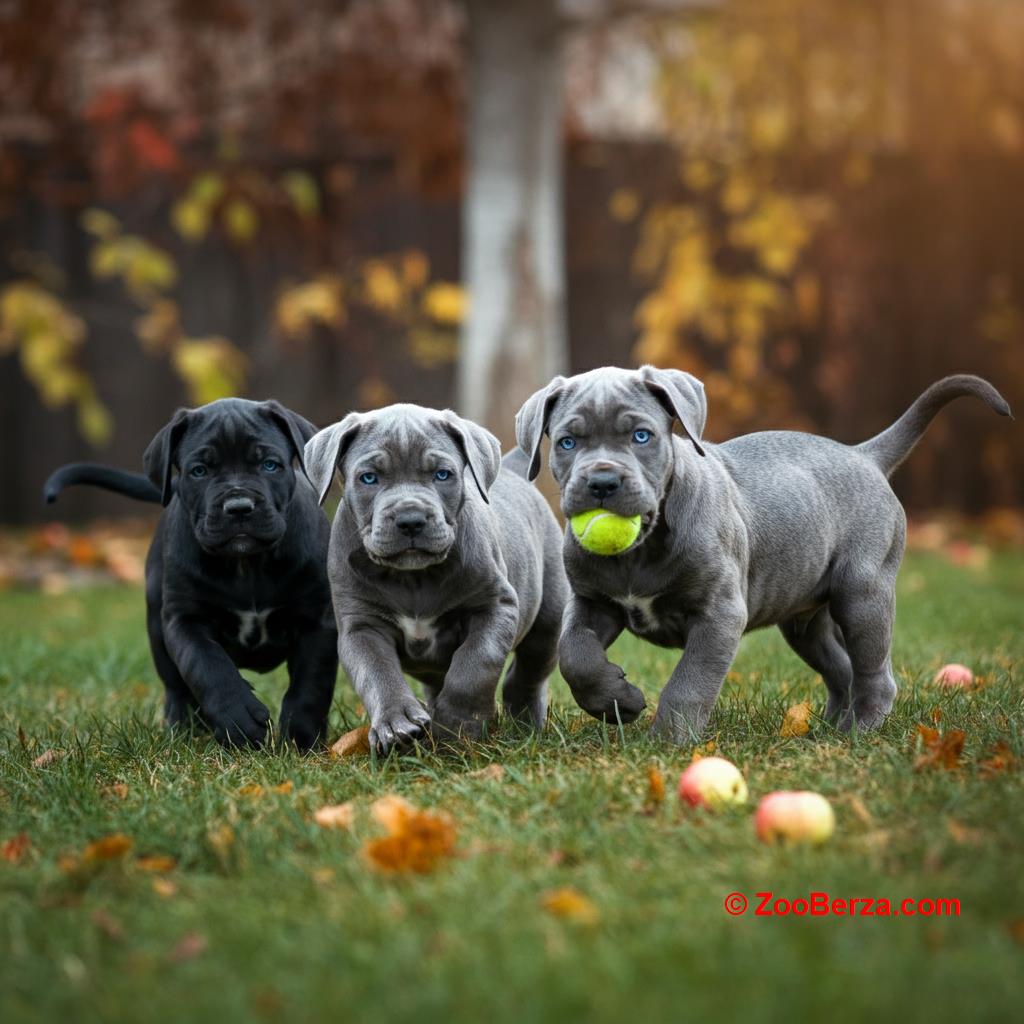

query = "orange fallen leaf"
(690, 741), (716, 762)
(979, 741), (1018, 776)
(1, 834), (31, 864)
(32, 749), (64, 768)
(313, 802), (356, 829)
(467, 764), (505, 781)
(102, 783), (129, 800)
(271, 781), (294, 794)
(363, 795), (456, 874)
(136, 855), (177, 873)
(540, 887), (600, 925)
(238, 784), (265, 797)
(152, 877), (178, 898)
(780, 700), (812, 738)
(68, 536), (102, 567)
(83, 833), (134, 863)
(330, 726), (371, 758)
(645, 765), (665, 806)
(168, 932), (208, 964)
(913, 725), (965, 771)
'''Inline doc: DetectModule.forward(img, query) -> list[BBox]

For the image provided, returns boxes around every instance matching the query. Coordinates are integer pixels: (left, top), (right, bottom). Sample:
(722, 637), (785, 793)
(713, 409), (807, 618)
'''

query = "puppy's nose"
(395, 511), (427, 538)
(587, 470), (622, 500)
(223, 495), (255, 517)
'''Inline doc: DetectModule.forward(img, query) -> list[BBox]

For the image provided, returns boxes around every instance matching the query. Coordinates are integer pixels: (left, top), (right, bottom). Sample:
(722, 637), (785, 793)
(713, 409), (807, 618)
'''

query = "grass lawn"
(1, 549), (1022, 1023)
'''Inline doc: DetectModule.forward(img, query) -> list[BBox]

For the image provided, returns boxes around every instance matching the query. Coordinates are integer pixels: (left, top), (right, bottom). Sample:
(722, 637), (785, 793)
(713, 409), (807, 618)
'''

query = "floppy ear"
(143, 408), (193, 507)
(260, 400), (318, 478)
(514, 376), (565, 481)
(639, 365), (707, 457)
(303, 414), (363, 506)
(441, 412), (501, 503)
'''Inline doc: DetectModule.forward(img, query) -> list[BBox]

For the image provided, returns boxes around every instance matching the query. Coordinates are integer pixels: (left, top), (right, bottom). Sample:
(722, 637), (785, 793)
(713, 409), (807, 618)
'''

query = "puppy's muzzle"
(223, 494), (256, 518)
(587, 468), (622, 500)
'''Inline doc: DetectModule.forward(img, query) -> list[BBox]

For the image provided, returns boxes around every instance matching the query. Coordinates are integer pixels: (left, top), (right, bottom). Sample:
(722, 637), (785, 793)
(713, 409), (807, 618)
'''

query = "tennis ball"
(570, 509), (642, 555)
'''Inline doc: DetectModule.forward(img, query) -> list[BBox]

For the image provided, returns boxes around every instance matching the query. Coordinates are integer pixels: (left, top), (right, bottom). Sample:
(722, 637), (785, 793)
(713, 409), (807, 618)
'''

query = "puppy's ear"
(441, 412), (501, 503)
(143, 409), (193, 507)
(303, 414), (363, 505)
(639, 365), (707, 457)
(514, 376), (565, 481)
(260, 400), (318, 477)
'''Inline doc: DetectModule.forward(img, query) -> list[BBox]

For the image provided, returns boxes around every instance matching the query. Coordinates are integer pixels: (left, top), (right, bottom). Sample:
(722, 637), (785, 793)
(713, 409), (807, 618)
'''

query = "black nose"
(395, 511), (427, 538)
(587, 470), (622, 500)
(223, 495), (255, 517)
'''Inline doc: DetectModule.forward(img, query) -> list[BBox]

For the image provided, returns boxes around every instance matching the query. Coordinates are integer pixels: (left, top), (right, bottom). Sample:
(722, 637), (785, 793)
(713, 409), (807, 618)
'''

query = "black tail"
(44, 464), (163, 505)
(857, 374), (1012, 478)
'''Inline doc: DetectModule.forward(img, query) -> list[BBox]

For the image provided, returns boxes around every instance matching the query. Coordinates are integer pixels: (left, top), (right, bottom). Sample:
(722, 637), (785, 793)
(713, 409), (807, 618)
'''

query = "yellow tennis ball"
(570, 509), (642, 555)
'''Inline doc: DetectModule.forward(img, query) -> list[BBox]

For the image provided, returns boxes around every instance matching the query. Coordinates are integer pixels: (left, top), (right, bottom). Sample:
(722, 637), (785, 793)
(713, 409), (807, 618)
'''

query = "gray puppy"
(516, 366), (1011, 744)
(304, 404), (567, 754)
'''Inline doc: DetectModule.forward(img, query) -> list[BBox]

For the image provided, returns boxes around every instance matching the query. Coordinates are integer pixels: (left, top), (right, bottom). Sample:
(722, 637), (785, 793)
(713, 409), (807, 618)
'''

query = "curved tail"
(857, 374), (1011, 478)
(44, 464), (163, 505)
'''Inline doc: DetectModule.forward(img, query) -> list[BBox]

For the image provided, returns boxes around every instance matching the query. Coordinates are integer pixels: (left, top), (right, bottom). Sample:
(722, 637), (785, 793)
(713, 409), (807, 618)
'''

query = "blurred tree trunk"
(458, 0), (568, 447)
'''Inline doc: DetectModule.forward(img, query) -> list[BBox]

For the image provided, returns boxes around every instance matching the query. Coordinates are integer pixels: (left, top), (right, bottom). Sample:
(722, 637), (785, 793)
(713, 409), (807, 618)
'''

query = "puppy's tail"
(857, 374), (1012, 478)
(44, 464), (163, 505)
(501, 446), (532, 480)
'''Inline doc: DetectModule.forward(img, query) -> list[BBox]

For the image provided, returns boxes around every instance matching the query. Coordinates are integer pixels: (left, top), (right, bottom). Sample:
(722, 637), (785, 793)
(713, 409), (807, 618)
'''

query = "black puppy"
(44, 399), (337, 750)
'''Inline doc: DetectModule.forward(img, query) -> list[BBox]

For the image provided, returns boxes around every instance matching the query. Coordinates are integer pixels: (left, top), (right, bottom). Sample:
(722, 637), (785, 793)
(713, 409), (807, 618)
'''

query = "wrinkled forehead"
(349, 409), (458, 470)
(550, 371), (669, 435)
(180, 401), (286, 456)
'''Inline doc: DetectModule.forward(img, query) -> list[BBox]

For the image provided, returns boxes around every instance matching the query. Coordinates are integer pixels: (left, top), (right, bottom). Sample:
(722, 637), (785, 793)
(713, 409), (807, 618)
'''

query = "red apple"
(677, 757), (748, 809)
(755, 791), (835, 845)
(933, 663), (974, 688)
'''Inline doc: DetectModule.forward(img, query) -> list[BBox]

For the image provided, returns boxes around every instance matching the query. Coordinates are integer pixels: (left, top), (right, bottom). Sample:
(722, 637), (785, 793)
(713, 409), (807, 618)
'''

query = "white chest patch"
(397, 615), (438, 654)
(236, 609), (273, 648)
(615, 594), (659, 632)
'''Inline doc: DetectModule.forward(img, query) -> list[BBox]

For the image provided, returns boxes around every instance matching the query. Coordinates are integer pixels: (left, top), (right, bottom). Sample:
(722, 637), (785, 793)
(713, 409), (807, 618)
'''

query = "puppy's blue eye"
(434, 469), (451, 481)
(359, 472), (378, 486)
(632, 429), (652, 445)
(262, 459), (281, 473)
(558, 436), (576, 451)
(189, 465), (208, 478)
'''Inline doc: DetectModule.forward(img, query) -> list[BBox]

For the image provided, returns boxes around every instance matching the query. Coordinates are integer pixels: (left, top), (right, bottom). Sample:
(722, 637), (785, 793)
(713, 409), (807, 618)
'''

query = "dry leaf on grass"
(136, 855), (177, 873)
(541, 887), (600, 925)
(313, 802), (356, 830)
(979, 741), (1018, 776)
(780, 700), (812, 737)
(1, 834), (31, 864)
(83, 833), (133, 863)
(467, 764), (505, 781)
(913, 725), (965, 771)
(32, 749), (64, 768)
(645, 766), (665, 806)
(690, 741), (716, 762)
(363, 795), (457, 874)
(844, 795), (874, 826)
(102, 783), (129, 800)
(330, 726), (371, 759)
(168, 932), (208, 964)
(152, 877), (178, 898)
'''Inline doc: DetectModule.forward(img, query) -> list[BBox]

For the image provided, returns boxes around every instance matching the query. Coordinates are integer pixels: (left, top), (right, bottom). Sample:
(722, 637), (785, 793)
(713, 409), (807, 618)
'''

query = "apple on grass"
(933, 663), (974, 688)
(677, 757), (748, 809)
(755, 791), (835, 845)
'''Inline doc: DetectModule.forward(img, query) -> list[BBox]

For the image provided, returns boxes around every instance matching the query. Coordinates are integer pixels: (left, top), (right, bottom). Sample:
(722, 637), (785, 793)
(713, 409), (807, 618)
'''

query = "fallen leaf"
(780, 700), (812, 737)
(979, 741), (1018, 776)
(152, 877), (178, 898)
(540, 887), (600, 925)
(136, 855), (176, 873)
(913, 725), (965, 771)
(690, 741), (716, 762)
(645, 765), (665, 806)
(313, 802), (356, 830)
(271, 781), (294, 795)
(330, 725), (371, 758)
(102, 783), (129, 800)
(1006, 919), (1024, 945)
(363, 795), (457, 874)
(1, 833), (31, 864)
(845, 795), (874, 826)
(168, 932), (208, 964)
(238, 784), (265, 797)
(32, 749), (64, 768)
(91, 909), (124, 941)
(930, 706), (942, 725)
(467, 764), (505, 781)
(947, 819), (985, 845)
(207, 823), (234, 859)
(83, 833), (133, 863)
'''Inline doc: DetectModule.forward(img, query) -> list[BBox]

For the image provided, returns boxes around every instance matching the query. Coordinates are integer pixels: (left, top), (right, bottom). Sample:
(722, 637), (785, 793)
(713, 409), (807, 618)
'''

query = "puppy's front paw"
(430, 696), (493, 745)
(650, 700), (710, 746)
(205, 692), (271, 748)
(570, 664), (646, 724)
(278, 711), (327, 753)
(369, 700), (431, 756)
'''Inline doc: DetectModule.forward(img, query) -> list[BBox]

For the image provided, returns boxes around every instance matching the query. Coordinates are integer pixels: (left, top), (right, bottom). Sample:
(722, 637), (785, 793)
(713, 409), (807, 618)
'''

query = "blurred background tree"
(1, 0), (1021, 522)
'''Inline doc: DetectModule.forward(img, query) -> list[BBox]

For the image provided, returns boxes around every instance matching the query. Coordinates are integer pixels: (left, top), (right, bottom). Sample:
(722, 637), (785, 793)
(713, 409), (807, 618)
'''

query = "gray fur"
(516, 366), (1012, 744)
(305, 404), (567, 754)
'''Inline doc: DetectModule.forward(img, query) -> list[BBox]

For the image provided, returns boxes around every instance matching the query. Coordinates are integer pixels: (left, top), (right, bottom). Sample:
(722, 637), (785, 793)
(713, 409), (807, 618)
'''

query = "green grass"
(1, 550), (1022, 1024)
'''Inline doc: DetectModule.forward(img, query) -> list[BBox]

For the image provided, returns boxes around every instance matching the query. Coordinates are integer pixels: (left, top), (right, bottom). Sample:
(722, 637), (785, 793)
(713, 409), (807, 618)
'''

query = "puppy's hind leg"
(779, 608), (853, 722)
